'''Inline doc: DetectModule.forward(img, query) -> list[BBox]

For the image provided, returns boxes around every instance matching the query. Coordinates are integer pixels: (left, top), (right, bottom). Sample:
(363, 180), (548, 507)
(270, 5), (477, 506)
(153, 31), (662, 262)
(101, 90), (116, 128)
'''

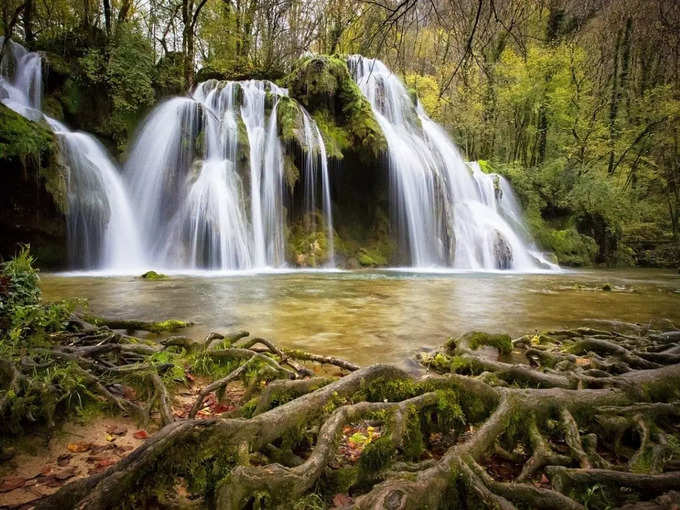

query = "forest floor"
(1, 312), (680, 510)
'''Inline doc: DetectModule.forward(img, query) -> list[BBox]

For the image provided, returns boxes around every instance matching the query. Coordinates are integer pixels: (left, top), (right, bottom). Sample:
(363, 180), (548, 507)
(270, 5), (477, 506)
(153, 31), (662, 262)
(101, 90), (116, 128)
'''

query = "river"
(41, 268), (680, 365)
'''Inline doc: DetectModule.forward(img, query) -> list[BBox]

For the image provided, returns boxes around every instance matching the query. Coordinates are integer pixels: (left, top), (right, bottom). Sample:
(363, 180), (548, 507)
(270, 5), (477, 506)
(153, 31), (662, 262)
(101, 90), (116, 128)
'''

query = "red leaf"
(95, 458), (117, 469)
(133, 430), (149, 440)
(212, 404), (234, 414)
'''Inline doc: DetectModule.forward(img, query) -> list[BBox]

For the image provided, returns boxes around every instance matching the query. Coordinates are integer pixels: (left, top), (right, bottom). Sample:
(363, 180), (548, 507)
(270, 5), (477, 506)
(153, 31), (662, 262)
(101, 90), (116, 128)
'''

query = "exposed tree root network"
(2, 315), (680, 510)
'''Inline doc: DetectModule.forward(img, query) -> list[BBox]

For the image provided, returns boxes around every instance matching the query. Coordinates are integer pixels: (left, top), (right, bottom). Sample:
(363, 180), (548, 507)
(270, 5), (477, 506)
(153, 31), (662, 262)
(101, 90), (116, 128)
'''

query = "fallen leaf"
(184, 371), (196, 383)
(105, 433), (116, 442)
(90, 444), (115, 454)
(212, 403), (234, 414)
(54, 467), (77, 481)
(95, 458), (117, 469)
(105, 425), (128, 436)
(332, 493), (353, 507)
(133, 430), (149, 440)
(57, 454), (73, 466)
(0, 476), (27, 492)
(540, 473), (549, 484)
(67, 442), (91, 453)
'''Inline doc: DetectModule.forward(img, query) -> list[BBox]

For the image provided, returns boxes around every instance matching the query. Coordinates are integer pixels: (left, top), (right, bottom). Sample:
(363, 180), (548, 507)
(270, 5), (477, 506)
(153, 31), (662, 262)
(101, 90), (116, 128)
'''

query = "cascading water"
(126, 79), (335, 270)
(0, 37), (42, 119)
(300, 108), (335, 265)
(0, 38), (144, 271)
(348, 55), (557, 271)
(3, 37), (551, 272)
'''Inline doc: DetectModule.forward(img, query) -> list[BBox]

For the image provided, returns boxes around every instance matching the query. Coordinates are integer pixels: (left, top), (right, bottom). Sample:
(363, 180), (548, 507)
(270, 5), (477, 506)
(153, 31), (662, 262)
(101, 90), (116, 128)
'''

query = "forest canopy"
(1, 0), (679, 267)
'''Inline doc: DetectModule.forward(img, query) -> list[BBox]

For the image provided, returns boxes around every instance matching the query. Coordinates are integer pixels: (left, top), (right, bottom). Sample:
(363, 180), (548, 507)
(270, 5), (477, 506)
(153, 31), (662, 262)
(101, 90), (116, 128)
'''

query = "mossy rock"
(0, 103), (53, 159)
(276, 96), (304, 148)
(195, 66), (226, 84)
(536, 227), (598, 267)
(285, 55), (386, 161)
(140, 270), (168, 280)
(0, 104), (68, 268)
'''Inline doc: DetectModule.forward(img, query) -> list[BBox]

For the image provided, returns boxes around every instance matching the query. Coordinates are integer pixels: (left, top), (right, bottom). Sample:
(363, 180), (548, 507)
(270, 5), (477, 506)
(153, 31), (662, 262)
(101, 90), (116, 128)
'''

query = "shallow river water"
(41, 269), (680, 365)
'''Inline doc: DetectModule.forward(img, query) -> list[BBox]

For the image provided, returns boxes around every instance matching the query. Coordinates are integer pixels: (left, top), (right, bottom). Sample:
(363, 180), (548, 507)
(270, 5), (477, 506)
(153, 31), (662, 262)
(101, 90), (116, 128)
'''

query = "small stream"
(41, 269), (680, 365)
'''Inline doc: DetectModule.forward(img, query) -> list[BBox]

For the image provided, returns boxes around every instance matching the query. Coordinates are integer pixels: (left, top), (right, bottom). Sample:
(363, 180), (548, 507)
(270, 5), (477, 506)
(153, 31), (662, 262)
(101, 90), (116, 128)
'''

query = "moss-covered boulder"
(0, 104), (68, 268)
(285, 55), (386, 161)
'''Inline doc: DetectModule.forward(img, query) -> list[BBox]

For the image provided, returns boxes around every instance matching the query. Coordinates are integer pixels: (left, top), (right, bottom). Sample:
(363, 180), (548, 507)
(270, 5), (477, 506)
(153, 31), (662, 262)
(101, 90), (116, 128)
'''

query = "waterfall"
(1, 38), (144, 271)
(300, 108), (335, 265)
(3, 37), (551, 272)
(348, 55), (557, 271)
(126, 79), (336, 270)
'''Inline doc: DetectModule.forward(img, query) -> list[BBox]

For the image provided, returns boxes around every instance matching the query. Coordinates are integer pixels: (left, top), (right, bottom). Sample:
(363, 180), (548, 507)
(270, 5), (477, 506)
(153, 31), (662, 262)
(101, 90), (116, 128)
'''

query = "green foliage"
(78, 24), (156, 150)
(359, 436), (395, 473)
(292, 494), (327, 510)
(434, 390), (466, 430)
(0, 246), (41, 316)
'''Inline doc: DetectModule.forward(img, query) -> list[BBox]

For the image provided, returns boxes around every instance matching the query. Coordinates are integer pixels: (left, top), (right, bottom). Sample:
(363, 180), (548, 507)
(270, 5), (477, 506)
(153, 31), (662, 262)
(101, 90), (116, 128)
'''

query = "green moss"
(0, 104), (54, 160)
(537, 227), (598, 267)
(283, 154), (300, 191)
(236, 116), (250, 165)
(449, 331), (512, 355)
(359, 436), (395, 473)
(276, 96), (304, 146)
(358, 376), (421, 403)
(140, 270), (168, 280)
(402, 405), (425, 460)
(357, 247), (388, 267)
(285, 55), (386, 161)
(287, 218), (332, 267)
(150, 319), (189, 333)
(0, 103), (68, 216)
(322, 465), (359, 495)
(434, 390), (466, 430)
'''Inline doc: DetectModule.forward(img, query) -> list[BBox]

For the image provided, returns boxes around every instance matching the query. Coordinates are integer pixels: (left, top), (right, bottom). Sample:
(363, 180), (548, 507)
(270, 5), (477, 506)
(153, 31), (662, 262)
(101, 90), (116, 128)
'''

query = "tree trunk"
(23, 0), (33, 44)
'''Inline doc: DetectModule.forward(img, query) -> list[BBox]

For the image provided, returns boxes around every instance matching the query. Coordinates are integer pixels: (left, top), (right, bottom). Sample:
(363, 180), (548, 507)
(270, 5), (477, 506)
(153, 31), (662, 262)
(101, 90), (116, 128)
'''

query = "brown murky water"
(40, 269), (680, 365)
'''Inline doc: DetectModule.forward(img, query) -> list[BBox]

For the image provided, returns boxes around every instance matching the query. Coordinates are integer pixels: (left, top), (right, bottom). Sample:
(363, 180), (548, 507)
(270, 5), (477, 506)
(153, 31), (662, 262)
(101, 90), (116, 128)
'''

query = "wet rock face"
(0, 104), (68, 268)
(494, 232), (513, 270)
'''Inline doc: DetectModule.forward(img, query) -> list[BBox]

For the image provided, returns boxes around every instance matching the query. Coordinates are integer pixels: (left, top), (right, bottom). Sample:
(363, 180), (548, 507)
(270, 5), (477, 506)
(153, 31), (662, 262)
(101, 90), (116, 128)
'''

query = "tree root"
(14, 323), (680, 510)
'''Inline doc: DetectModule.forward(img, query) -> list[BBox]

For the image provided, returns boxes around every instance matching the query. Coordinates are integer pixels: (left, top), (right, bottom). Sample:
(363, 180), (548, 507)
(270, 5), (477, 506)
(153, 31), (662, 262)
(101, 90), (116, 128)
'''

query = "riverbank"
(1, 313), (679, 509)
(2, 251), (680, 509)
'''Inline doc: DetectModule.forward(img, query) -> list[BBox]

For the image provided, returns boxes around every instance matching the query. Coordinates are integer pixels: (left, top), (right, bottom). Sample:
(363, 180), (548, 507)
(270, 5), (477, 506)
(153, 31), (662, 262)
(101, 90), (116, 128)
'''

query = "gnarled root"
(30, 325), (680, 510)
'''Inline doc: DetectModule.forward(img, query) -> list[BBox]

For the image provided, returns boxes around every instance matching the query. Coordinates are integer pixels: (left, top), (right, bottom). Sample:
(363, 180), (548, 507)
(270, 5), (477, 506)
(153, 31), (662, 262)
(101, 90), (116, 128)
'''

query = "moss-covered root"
(217, 393), (439, 510)
(86, 315), (193, 333)
(32, 327), (680, 510)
